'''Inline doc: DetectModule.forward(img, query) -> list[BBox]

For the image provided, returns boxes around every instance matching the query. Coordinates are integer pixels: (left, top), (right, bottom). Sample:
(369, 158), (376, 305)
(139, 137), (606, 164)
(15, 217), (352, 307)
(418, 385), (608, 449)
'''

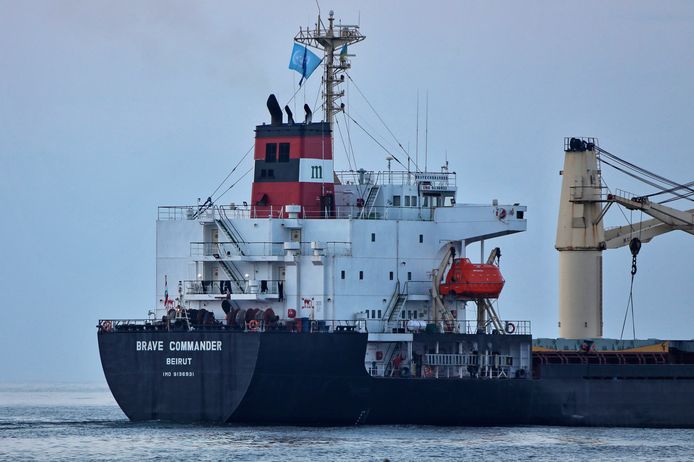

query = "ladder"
(360, 185), (380, 219)
(216, 206), (246, 256)
(214, 206), (247, 293)
(381, 281), (401, 321)
(383, 342), (401, 377)
(388, 296), (407, 322)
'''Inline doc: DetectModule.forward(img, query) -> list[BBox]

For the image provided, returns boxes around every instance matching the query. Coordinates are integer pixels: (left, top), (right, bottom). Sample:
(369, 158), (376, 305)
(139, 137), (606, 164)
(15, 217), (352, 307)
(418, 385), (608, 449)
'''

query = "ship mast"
(295, 10), (365, 127)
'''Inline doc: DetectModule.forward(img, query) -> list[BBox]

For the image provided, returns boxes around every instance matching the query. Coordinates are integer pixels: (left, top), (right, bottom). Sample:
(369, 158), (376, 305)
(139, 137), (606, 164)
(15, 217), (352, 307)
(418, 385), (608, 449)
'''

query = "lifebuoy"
(310, 320), (318, 332)
(248, 319), (260, 331)
(423, 365), (434, 378)
(497, 208), (507, 220)
(505, 322), (516, 334)
(101, 320), (112, 332)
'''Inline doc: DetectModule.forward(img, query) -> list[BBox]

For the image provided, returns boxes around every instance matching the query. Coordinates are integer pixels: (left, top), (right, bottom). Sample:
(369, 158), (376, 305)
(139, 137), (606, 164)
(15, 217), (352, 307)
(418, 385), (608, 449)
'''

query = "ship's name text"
(135, 340), (222, 351)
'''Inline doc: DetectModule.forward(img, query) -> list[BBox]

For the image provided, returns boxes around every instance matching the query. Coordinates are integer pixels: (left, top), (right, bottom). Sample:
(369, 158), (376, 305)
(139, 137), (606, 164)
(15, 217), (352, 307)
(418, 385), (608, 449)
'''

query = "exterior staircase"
(214, 206), (247, 294)
(360, 185), (380, 219)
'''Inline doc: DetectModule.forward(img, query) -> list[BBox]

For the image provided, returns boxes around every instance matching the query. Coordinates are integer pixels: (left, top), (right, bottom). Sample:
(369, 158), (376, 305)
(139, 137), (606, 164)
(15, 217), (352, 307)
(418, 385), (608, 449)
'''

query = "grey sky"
(1, 1), (692, 382)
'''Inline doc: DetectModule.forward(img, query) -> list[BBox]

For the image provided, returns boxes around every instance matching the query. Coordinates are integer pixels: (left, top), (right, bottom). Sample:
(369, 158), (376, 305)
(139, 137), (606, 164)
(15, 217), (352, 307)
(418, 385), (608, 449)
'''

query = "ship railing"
(96, 318), (366, 334)
(183, 279), (282, 295)
(157, 205), (442, 222)
(335, 170), (456, 188)
(382, 319), (531, 335)
(402, 280), (431, 295)
(190, 241), (286, 257)
(298, 241), (352, 256)
(190, 241), (352, 257)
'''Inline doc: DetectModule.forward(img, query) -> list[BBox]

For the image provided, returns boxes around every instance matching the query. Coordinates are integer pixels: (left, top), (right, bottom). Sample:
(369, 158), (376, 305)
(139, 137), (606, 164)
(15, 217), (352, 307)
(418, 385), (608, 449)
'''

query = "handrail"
(97, 318), (367, 334)
(382, 281), (401, 322)
(158, 205), (447, 221)
(382, 319), (531, 335)
(190, 241), (352, 257)
(183, 279), (284, 295)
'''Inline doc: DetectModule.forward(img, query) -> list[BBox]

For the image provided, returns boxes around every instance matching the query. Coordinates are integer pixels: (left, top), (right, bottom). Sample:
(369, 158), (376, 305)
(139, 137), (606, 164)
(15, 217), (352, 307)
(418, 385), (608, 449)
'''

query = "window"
(411, 196), (417, 206)
(371, 233), (375, 242)
(404, 196), (410, 206)
(279, 143), (290, 162)
(401, 310), (405, 319)
(517, 211), (524, 219)
(407, 271), (412, 281)
(419, 234), (423, 243)
(372, 309), (376, 319)
(413, 311), (418, 319)
(341, 270), (345, 280)
(389, 271), (394, 280)
(377, 310), (382, 318)
(359, 271), (364, 280)
(267, 169), (274, 178)
(260, 169), (267, 178)
(265, 143), (277, 162)
(393, 195), (401, 206)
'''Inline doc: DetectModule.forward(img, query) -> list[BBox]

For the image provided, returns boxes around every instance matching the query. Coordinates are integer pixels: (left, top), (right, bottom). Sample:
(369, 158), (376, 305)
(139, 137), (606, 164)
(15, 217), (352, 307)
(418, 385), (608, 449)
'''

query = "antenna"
(416, 90), (419, 173)
(425, 91), (429, 172)
(294, 11), (365, 128)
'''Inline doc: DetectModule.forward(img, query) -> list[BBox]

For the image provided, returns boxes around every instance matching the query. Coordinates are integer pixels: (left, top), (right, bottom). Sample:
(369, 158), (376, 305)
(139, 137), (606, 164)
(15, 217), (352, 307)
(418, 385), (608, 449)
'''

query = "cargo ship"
(98, 11), (694, 427)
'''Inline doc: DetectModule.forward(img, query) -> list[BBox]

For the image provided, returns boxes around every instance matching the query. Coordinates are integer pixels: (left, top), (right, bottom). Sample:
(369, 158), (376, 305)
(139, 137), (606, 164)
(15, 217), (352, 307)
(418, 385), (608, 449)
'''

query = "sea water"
(1, 382), (692, 461)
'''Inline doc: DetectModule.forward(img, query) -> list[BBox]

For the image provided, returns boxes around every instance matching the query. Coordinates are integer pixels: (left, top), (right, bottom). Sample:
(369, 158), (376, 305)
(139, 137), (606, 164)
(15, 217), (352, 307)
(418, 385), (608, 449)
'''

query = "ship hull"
(99, 331), (694, 427)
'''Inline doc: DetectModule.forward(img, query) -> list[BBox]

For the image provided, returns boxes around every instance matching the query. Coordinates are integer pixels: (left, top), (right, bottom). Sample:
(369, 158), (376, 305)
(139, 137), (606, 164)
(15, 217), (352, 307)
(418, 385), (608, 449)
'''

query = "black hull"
(98, 331), (694, 427)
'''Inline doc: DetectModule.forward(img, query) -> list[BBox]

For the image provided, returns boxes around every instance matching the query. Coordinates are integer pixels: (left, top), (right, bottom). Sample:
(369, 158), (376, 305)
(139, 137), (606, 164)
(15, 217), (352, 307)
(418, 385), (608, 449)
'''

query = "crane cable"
(597, 147), (694, 202)
(619, 213), (642, 341)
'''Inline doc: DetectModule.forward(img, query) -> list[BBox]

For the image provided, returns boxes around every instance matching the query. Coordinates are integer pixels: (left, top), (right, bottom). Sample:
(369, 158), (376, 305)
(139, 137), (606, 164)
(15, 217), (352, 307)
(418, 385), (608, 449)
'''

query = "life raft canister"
(101, 320), (112, 332)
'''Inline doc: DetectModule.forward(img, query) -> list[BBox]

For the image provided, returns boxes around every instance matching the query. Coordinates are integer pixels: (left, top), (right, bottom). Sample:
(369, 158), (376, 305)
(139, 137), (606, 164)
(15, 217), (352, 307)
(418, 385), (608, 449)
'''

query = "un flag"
(289, 43), (322, 85)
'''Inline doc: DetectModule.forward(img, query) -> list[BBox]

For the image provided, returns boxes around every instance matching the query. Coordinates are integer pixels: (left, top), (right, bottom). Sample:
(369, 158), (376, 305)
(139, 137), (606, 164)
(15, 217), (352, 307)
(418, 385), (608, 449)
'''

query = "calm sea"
(1, 382), (692, 461)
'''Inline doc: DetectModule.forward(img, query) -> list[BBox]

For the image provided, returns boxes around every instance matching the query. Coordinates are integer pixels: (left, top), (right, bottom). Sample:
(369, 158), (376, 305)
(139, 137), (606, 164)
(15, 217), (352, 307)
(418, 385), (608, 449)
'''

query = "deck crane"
(556, 138), (694, 339)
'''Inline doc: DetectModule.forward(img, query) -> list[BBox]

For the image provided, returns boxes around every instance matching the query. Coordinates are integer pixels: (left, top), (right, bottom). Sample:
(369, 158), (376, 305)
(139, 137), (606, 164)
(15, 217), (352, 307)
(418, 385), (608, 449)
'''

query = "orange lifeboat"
(439, 258), (505, 299)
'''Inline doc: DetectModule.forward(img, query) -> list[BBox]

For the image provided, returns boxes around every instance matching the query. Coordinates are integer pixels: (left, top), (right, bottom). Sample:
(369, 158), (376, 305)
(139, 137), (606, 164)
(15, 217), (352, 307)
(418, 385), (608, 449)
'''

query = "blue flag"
(289, 43), (322, 86)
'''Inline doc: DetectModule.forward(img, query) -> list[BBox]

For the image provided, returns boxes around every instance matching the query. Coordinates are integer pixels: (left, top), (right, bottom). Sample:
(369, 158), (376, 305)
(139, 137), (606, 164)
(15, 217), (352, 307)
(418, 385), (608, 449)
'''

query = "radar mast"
(295, 10), (365, 127)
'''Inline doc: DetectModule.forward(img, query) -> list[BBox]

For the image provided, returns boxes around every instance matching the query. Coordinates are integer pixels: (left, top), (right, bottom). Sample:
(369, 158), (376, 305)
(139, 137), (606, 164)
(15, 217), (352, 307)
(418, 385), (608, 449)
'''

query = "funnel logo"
(311, 165), (323, 179)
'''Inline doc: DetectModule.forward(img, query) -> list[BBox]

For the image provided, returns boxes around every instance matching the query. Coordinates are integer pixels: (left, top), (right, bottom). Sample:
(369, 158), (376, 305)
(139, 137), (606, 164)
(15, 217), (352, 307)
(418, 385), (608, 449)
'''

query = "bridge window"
(393, 196), (401, 206)
(279, 143), (290, 162)
(265, 143), (277, 162)
(404, 196), (410, 206)
(377, 310), (382, 318)
(411, 196), (417, 206)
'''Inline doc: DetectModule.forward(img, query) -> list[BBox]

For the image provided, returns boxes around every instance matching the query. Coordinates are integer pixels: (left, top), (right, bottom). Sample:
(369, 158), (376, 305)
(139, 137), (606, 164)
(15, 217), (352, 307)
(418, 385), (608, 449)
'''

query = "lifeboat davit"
(439, 258), (505, 299)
